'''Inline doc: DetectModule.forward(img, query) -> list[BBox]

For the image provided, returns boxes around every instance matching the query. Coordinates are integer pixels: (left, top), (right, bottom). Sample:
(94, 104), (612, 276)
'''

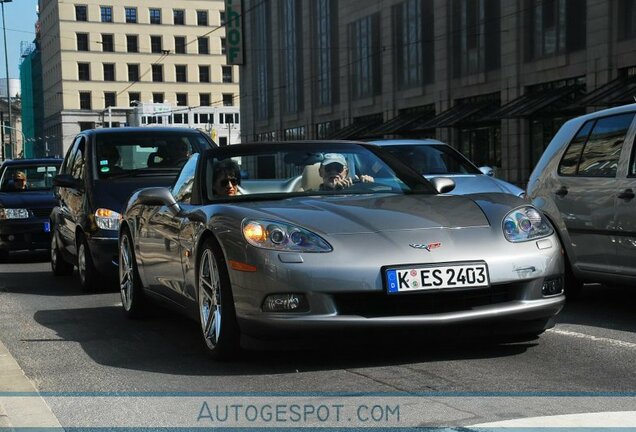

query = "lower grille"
(332, 285), (516, 318)
(30, 208), (53, 218)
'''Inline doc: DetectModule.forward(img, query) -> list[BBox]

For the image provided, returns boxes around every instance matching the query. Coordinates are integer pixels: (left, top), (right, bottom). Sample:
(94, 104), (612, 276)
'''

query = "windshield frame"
(200, 142), (437, 204)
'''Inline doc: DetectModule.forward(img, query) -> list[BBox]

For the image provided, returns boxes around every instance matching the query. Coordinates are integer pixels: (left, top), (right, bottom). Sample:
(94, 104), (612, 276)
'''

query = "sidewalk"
(0, 339), (61, 429)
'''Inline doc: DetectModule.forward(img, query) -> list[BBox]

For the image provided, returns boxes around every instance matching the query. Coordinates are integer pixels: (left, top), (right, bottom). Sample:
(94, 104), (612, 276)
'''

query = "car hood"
(93, 177), (176, 213)
(0, 190), (57, 208)
(425, 174), (524, 196)
(238, 194), (490, 235)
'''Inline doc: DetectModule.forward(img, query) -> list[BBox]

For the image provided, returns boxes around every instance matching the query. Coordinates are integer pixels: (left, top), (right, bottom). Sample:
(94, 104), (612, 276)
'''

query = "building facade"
(239, 0), (636, 185)
(20, 40), (46, 158)
(38, 0), (240, 155)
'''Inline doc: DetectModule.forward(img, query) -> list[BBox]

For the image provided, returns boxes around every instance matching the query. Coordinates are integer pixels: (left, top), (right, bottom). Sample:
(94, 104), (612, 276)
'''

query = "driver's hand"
(333, 177), (354, 189)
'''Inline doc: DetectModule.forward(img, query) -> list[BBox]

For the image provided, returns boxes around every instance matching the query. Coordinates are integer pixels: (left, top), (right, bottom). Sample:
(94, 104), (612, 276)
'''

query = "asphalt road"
(2, 251), (636, 427)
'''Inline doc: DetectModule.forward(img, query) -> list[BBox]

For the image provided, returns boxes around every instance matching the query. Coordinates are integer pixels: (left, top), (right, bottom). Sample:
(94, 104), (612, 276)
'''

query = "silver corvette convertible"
(118, 141), (564, 358)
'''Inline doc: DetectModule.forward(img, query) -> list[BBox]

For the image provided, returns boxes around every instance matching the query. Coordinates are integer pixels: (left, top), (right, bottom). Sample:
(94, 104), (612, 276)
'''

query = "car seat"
(300, 162), (322, 191)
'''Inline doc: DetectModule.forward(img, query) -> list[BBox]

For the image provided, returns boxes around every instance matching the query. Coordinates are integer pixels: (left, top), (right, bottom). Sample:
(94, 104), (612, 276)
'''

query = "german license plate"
(43, 221), (51, 232)
(386, 262), (489, 293)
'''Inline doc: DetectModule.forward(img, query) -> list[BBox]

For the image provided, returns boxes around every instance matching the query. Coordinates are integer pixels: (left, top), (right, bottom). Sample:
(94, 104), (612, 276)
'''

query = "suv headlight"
(0, 208), (30, 219)
(503, 206), (553, 242)
(242, 219), (332, 252)
(95, 208), (121, 230)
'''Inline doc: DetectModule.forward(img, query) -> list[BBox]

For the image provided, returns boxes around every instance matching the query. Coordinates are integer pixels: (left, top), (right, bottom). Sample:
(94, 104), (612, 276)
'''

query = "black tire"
(196, 237), (240, 360)
(0, 250), (8, 262)
(77, 235), (99, 292)
(564, 255), (583, 300)
(51, 231), (74, 276)
(119, 227), (146, 318)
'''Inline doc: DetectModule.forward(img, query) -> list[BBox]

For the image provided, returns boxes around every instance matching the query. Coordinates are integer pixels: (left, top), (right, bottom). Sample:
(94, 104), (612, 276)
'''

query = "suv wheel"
(77, 236), (99, 292)
(51, 233), (74, 276)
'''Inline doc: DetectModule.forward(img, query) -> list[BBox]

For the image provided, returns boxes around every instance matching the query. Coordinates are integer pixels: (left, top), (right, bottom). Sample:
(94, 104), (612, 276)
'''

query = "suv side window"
(70, 137), (87, 180)
(559, 113), (635, 177)
(171, 153), (199, 204)
(61, 137), (81, 175)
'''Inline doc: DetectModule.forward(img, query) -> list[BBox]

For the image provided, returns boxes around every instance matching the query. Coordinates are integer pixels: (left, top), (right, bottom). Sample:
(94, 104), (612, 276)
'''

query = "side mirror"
(430, 177), (456, 194)
(137, 187), (181, 215)
(479, 166), (494, 177)
(53, 174), (82, 189)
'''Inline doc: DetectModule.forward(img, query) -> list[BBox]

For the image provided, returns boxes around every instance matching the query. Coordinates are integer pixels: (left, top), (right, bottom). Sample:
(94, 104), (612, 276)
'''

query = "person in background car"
(318, 153), (373, 191)
(12, 171), (27, 190)
(212, 159), (241, 196)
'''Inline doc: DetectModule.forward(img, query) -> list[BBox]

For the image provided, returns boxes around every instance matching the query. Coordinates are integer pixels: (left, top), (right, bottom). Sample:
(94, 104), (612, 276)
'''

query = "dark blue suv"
(50, 127), (215, 291)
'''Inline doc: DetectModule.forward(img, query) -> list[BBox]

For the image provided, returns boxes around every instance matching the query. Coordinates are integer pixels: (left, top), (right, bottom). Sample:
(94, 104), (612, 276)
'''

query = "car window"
(384, 144), (481, 175)
(558, 114), (635, 177)
(94, 131), (207, 178)
(171, 153), (199, 203)
(577, 113), (635, 177)
(61, 136), (81, 175)
(629, 131), (636, 177)
(0, 164), (60, 191)
(70, 138), (86, 180)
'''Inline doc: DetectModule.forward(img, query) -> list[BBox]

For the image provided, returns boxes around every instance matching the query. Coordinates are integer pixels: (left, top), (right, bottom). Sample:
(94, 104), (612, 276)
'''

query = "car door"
(137, 155), (199, 305)
(553, 113), (635, 274)
(614, 114), (636, 277)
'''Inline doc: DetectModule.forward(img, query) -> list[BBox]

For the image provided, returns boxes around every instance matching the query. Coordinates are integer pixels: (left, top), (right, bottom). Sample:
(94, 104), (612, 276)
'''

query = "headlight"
(95, 208), (121, 230)
(242, 219), (332, 252)
(0, 208), (30, 219)
(503, 206), (553, 242)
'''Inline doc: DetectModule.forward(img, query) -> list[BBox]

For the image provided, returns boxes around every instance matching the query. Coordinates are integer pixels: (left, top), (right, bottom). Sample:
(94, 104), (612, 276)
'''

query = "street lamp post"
(1, 0), (13, 159)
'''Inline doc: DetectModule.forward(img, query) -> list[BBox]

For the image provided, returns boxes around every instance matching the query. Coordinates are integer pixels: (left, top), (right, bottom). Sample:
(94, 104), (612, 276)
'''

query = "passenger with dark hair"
(212, 159), (241, 196)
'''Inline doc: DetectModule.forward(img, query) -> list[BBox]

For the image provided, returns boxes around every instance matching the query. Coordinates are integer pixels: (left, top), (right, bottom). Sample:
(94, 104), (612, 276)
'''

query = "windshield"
(204, 143), (435, 201)
(382, 144), (481, 175)
(0, 164), (60, 192)
(95, 131), (209, 179)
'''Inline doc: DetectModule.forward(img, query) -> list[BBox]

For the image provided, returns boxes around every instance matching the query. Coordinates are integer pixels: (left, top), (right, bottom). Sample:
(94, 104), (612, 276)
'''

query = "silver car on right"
(527, 103), (636, 294)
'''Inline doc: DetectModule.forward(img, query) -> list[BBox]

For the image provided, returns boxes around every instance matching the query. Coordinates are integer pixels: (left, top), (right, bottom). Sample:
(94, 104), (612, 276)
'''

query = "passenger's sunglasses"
(220, 177), (239, 187)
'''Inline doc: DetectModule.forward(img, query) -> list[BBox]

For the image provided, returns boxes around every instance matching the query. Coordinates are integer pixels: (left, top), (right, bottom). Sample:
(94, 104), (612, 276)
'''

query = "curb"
(0, 339), (61, 428)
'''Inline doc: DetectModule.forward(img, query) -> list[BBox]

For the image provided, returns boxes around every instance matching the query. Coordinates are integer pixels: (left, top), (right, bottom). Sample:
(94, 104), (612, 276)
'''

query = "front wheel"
(77, 236), (98, 292)
(197, 238), (240, 360)
(119, 228), (146, 318)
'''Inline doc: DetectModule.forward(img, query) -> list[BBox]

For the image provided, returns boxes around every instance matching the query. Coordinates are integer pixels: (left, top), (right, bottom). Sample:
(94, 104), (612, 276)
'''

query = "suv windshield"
(0, 164), (60, 192)
(95, 131), (209, 179)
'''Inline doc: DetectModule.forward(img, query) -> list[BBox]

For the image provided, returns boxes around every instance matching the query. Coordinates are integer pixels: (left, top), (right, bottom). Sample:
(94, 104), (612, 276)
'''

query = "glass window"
(280, 0), (303, 113)
(172, 154), (200, 203)
(103, 63), (115, 81)
(77, 33), (89, 51)
(150, 8), (162, 24)
(126, 35), (138, 53)
(222, 66), (233, 83)
(153, 93), (164, 103)
(619, 0), (636, 40)
(125, 7), (137, 23)
(128, 64), (140, 82)
(175, 65), (187, 82)
(221, 37), (226, 55)
(79, 92), (91, 110)
(197, 10), (208, 25)
(220, 11), (226, 25)
(100, 6), (113, 23)
(78, 63), (90, 80)
(176, 93), (188, 106)
(152, 64), (163, 82)
(558, 120), (594, 176)
(252, 0), (271, 120)
(75, 5), (87, 21)
(104, 92), (116, 108)
(349, 14), (381, 99)
(70, 139), (86, 180)
(101, 34), (114, 52)
(174, 36), (186, 54)
(198, 37), (209, 54)
(199, 65), (210, 83)
(576, 113), (635, 177)
(200, 93), (211, 106)
(129, 92), (140, 106)
(0, 164), (60, 191)
(223, 94), (234, 106)
(173, 9), (185, 25)
(151, 36), (162, 53)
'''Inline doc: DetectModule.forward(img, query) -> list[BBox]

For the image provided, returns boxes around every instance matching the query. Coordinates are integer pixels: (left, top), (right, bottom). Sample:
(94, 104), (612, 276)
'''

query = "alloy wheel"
(119, 234), (134, 311)
(199, 248), (222, 348)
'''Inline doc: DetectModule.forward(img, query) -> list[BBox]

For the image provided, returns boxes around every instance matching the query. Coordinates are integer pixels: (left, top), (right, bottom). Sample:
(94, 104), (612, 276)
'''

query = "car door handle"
(618, 189), (635, 200)
(554, 186), (568, 197)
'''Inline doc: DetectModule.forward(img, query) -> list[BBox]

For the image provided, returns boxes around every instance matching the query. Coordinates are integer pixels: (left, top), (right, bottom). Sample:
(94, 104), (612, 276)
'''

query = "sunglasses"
(220, 177), (239, 187)
(324, 163), (345, 173)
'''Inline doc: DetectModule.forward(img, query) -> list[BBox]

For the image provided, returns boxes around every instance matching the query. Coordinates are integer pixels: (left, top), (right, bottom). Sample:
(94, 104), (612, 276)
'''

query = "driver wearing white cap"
(318, 153), (374, 191)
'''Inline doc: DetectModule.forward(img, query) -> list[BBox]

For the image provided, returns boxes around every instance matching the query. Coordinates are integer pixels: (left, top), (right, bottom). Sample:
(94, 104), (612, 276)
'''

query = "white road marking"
(547, 328), (636, 349)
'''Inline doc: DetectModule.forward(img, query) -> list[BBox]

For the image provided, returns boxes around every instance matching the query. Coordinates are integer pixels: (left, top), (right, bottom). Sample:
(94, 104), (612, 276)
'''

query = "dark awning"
(576, 75), (636, 107)
(327, 117), (381, 140)
(365, 109), (436, 136)
(414, 101), (498, 130)
(484, 84), (585, 121)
